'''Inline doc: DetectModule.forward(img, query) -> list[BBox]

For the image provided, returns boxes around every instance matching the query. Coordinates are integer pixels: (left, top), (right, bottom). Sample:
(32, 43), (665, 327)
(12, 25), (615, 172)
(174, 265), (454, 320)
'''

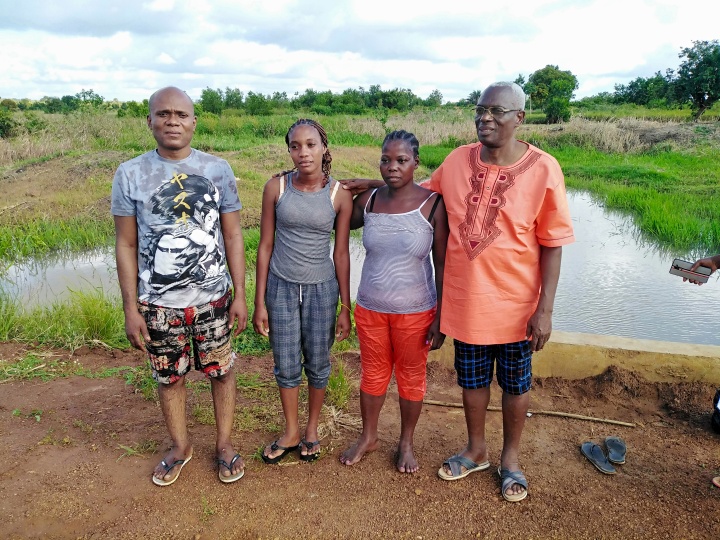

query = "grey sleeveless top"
(356, 190), (438, 314)
(269, 173), (340, 284)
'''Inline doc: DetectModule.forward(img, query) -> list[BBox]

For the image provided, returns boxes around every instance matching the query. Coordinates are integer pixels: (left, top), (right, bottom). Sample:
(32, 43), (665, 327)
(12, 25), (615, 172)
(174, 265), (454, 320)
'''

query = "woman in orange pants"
(339, 130), (449, 473)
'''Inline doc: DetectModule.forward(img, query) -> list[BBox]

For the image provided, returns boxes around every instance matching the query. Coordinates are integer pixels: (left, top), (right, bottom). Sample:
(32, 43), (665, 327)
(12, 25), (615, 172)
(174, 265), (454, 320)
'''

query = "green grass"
(0, 218), (114, 262)
(325, 358), (354, 410)
(555, 146), (720, 252)
(117, 440), (159, 459)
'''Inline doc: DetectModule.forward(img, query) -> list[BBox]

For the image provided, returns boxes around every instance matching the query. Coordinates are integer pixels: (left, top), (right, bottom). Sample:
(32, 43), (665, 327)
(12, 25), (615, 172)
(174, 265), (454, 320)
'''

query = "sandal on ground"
(498, 467), (528, 502)
(713, 476), (720, 489)
(299, 438), (321, 462)
(152, 454), (192, 487)
(217, 453), (245, 483)
(580, 441), (616, 475)
(437, 454), (490, 481)
(261, 440), (299, 464)
(604, 436), (627, 465)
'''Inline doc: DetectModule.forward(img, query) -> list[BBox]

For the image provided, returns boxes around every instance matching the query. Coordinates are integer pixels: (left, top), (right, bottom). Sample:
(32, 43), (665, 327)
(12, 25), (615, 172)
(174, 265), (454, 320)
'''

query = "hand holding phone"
(669, 258), (711, 283)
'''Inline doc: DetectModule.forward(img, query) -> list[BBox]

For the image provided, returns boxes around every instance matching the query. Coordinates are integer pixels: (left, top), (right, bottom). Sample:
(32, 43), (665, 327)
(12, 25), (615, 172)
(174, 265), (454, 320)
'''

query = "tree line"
(1, 39), (718, 133)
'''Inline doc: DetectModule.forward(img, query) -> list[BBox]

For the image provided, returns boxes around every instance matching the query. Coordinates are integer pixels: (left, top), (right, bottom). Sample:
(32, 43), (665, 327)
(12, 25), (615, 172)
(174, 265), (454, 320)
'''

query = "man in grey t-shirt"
(112, 86), (247, 485)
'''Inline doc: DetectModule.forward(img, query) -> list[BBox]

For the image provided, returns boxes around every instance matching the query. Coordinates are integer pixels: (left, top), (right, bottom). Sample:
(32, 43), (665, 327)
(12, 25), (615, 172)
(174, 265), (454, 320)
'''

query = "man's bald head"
(149, 87), (194, 116)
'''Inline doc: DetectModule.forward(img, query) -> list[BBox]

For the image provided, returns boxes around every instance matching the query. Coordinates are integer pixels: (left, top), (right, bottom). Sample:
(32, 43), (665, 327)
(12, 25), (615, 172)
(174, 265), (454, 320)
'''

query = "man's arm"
(252, 179), (278, 337)
(339, 178), (385, 196)
(220, 210), (247, 335)
(114, 215), (150, 351)
(526, 245), (562, 352)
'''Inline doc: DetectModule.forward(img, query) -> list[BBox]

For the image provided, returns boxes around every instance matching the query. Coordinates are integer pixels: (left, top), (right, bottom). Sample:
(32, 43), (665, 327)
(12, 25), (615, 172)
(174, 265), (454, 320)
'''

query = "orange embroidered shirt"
(422, 141), (575, 344)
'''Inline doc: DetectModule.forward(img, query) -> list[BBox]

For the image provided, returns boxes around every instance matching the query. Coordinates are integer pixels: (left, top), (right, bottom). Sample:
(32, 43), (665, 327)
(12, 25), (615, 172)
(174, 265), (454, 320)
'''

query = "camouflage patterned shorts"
(138, 289), (235, 384)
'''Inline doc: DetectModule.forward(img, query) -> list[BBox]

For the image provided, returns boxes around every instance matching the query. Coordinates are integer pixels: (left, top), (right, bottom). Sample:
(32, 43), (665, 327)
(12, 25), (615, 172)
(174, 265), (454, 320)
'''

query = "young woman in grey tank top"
(253, 119), (353, 463)
(339, 130), (449, 473)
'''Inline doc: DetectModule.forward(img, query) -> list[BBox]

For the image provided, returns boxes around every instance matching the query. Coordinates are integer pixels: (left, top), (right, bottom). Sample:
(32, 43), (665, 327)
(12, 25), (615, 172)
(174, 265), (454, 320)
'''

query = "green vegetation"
(1, 92), (719, 356)
(117, 440), (159, 459)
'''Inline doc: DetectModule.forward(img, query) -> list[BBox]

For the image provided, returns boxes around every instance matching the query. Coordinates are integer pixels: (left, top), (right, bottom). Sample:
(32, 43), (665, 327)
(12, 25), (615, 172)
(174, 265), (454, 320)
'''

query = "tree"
(245, 92), (271, 116)
(424, 89), (443, 107)
(76, 89), (104, 107)
(675, 40), (720, 120)
(526, 65), (578, 123)
(224, 87), (244, 110)
(199, 87), (224, 115)
(460, 90), (483, 106)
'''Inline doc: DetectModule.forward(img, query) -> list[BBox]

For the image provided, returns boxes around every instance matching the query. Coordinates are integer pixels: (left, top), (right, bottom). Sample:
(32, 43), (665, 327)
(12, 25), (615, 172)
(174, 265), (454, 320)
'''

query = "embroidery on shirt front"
(459, 145), (541, 260)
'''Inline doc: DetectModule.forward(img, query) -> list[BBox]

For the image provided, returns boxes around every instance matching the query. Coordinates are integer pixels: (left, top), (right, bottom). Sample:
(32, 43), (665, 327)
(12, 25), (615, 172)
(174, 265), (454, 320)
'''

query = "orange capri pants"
(354, 304), (436, 401)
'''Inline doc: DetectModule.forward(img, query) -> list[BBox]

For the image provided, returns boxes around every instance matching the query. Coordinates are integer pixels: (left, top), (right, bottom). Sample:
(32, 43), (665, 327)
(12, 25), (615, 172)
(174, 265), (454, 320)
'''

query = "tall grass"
(10, 288), (128, 349)
(0, 218), (114, 262)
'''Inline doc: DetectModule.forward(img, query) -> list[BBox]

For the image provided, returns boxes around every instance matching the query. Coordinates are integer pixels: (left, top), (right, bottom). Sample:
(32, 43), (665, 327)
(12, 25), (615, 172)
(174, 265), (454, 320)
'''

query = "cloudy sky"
(0, 0), (716, 104)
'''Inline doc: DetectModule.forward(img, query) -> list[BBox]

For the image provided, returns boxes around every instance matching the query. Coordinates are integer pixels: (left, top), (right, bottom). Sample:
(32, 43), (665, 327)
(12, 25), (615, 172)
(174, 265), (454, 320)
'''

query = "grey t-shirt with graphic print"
(111, 148), (242, 308)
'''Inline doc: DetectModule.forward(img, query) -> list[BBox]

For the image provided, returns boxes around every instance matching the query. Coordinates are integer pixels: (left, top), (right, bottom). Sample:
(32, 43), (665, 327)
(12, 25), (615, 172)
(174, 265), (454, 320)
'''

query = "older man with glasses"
(342, 81), (574, 502)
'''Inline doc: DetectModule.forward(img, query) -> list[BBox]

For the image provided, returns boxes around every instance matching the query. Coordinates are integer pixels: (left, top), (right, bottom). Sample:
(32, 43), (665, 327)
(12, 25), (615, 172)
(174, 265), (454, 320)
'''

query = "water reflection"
(2, 192), (719, 345)
(0, 248), (118, 306)
(555, 191), (720, 345)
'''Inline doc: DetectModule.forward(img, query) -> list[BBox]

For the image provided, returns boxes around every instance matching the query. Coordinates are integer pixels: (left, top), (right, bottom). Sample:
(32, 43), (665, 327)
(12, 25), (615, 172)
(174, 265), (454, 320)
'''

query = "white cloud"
(157, 52), (177, 64)
(143, 0), (175, 11)
(0, 0), (716, 102)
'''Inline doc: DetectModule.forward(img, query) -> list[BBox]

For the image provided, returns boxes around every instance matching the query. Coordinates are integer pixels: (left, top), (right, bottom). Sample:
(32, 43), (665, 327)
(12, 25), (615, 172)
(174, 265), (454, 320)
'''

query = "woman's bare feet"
(396, 441), (418, 473)
(339, 435), (378, 466)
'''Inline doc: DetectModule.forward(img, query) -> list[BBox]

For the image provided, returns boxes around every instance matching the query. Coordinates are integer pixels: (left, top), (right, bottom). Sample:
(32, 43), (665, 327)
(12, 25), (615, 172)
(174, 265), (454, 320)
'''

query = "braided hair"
(275, 118), (333, 180)
(382, 130), (420, 158)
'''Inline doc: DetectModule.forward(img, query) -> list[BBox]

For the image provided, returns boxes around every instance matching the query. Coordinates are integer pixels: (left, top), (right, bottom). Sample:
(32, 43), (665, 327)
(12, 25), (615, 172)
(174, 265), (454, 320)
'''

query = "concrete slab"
(428, 330), (720, 384)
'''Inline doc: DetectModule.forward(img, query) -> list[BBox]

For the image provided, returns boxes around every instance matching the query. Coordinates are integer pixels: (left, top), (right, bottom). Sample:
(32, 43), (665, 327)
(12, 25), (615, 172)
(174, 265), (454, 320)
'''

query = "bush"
(23, 111), (48, 133)
(544, 97), (572, 123)
(0, 109), (18, 138)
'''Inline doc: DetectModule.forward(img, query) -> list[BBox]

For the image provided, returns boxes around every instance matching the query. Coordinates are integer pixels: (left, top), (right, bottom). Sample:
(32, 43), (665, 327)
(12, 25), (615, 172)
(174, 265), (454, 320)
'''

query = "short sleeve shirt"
(111, 148), (242, 308)
(422, 141), (575, 344)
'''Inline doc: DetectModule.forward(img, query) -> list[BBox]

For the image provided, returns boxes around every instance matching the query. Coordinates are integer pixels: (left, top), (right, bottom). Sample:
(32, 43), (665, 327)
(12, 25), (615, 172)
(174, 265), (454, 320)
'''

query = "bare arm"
(220, 210), (247, 335)
(526, 245), (562, 352)
(426, 197), (449, 350)
(350, 189), (373, 230)
(114, 215), (149, 351)
(252, 179), (278, 337)
(333, 187), (353, 341)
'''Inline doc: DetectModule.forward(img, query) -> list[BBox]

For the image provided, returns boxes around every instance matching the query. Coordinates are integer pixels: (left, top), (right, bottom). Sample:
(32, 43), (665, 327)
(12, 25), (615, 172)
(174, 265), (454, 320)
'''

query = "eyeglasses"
(474, 106), (520, 119)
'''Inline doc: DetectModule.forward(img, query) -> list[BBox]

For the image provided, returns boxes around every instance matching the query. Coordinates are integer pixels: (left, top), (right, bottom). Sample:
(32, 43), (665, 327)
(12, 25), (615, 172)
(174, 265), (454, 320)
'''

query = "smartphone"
(669, 258), (711, 283)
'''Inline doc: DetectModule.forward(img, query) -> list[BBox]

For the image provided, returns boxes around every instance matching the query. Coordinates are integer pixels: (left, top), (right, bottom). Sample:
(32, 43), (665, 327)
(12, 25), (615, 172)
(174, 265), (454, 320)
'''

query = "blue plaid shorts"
(454, 339), (532, 395)
(266, 272), (338, 389)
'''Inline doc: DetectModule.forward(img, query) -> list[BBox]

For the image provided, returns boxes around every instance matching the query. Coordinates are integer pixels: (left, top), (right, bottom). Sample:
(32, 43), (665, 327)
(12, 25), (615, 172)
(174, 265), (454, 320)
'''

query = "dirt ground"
(1, 343), (719, 540)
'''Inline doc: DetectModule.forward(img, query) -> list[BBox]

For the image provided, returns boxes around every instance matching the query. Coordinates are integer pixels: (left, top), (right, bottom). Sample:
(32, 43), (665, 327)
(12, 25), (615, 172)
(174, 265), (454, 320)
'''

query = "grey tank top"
(269, 173), (340, 284)
(356, 190), (438, 314)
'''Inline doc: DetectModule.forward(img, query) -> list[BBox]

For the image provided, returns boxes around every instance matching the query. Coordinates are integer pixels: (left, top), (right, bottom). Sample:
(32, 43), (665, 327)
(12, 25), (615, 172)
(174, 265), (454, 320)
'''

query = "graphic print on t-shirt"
(138, 173), (226, 302)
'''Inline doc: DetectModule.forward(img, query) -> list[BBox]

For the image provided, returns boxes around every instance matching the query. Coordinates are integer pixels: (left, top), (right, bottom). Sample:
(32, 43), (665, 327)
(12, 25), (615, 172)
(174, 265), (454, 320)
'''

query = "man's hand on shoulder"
(339, 179), (384, 196)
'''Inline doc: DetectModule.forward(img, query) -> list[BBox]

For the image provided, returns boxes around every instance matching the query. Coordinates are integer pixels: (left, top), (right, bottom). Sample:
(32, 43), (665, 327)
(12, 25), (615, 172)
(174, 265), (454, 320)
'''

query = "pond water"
(2, 191), (719, 345)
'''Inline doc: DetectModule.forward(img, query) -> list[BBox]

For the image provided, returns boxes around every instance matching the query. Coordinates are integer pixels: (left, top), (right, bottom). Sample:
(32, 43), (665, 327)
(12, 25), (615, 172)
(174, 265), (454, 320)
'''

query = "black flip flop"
(299, 438), (321, 462)
(580, 441), (616, 475)
(605, 436), (627, 465)
(261, 440), (299, 464)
